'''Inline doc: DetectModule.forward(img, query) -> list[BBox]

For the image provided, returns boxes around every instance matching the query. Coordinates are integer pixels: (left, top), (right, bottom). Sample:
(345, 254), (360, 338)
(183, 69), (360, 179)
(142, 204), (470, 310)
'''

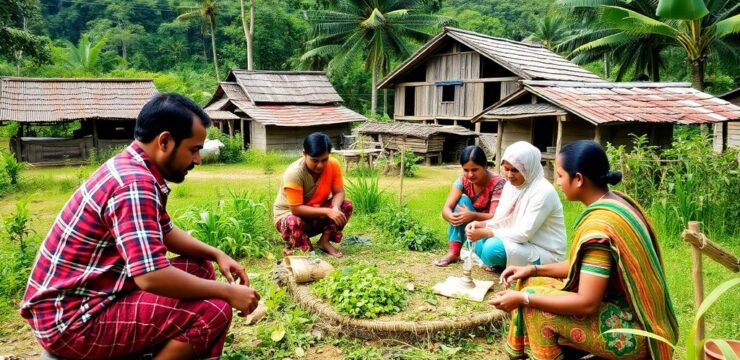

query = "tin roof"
(357, 121), (478, 139)
(231, 101), (364, 127)
(228, 70), (342, 104)
(0, 77), (158, 123)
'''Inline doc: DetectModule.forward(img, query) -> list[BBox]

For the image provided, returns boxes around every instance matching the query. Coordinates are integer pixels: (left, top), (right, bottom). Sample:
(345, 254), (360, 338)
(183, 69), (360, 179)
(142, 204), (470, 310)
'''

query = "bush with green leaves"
(219, 134), (244, 163)
(178, 191), (275, 259)
(376, 149), (422, 177)
(0, 201), (36, 297)
(313, 264), (408, 319)
(1, 151), (23, 185)
(371, 203), (440, 251)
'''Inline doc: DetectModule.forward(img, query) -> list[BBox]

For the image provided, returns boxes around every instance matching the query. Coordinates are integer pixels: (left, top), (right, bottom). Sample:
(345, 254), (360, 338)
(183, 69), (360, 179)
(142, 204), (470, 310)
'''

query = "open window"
(442, 85), (455, 102)
(483, 82), (501, 108)
(404, 86), (416, 116)
(531, 117), (556, 152)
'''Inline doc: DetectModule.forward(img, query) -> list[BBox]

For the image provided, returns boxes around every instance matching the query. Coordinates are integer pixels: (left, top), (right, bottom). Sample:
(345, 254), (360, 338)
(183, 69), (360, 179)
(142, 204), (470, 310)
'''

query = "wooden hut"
(357, 121), (478, 165)
(473, 81), (740, 176)
(0, 77), (157, 164)
(377, 27), (603, 132)
(713, 88), (740, 152)
(204, 70), (367, 151)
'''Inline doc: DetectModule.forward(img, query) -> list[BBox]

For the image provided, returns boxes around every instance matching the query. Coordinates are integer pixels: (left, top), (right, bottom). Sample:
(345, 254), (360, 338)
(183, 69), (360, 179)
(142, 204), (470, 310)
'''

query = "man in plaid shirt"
(20, 94), (259, 359)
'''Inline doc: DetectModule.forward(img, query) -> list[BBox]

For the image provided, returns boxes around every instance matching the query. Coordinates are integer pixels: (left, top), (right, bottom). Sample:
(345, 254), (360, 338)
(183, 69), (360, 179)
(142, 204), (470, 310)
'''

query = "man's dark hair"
(135, 93), (212, 145)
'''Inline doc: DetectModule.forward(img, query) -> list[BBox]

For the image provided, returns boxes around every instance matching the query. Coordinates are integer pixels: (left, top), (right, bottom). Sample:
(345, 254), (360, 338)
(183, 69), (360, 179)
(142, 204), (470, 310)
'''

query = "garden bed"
(272, 250), (509, 342)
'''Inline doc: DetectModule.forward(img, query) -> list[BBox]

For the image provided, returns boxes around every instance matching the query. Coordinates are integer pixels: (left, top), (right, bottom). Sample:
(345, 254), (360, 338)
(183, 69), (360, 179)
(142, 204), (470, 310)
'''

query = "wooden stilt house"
(713, 88), (740, 152)
(0, 77), (158, 164)
(204, 70), (367, 151)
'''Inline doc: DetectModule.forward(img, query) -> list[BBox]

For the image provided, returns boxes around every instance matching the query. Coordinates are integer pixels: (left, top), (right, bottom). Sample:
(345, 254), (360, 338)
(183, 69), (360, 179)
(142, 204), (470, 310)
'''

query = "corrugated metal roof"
(231, 101), (364, 127)
(0, 77), (158, 123)
(480, 81), (740, 125)
(485, 103), (566, 118)
(379, 27), (603, 88)
(357, 121), (478, 138)
(229, 70), (342, 104)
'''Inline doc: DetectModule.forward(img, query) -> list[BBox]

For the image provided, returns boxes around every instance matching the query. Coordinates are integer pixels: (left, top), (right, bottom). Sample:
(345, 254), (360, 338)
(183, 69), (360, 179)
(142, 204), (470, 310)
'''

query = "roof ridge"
(523, 80), (693, 88)
(444, 27), (546, 49)
(230, 70), (327, 75)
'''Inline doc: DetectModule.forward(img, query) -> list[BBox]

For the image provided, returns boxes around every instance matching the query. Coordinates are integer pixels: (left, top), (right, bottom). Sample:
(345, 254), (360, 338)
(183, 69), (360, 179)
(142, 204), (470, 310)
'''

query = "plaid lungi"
(43, 257), (232, 359)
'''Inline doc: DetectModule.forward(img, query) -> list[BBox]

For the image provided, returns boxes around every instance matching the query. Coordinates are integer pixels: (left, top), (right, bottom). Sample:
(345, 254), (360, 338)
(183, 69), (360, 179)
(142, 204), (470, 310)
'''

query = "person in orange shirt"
(273, 132), (352, 257)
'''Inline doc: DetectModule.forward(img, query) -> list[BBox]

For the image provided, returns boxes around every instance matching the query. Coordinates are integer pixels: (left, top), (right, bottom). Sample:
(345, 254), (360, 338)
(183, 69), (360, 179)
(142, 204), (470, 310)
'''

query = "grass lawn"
(0, 158), (738, 359)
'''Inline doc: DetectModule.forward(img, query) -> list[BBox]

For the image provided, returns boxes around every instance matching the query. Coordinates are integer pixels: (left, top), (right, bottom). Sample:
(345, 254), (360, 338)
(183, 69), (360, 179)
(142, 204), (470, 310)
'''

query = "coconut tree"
(178, 0), (221, 81)
(303, 0), (451, 115)
(564, 0), (740, 90)
(58, 35), (118, 74)
(240, 0), (255, 70)
(559, 0), (674, 82)
(523, 16), (569, 51)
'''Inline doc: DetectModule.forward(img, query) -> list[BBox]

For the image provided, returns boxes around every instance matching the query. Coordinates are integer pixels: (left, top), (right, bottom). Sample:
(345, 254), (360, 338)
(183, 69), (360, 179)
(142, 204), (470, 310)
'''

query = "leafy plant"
(401, 224), (439, 252)
(345, 174), (385, 214)
(314, 263), (408, 319)
(604, 278), (740, 360)
(377, 150), (422, 177)
(219, 134), (244, 163)
(0, 151), (23, 185)
(2, 201), (34, 261)
(0, 201), (36, 297)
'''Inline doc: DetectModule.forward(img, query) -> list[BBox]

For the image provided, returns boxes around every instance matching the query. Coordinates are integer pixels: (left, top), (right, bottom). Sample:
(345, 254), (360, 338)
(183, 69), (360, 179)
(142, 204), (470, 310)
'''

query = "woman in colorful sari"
(465, 141), (566, 270)
(490, 140), (678, 360)
(434, 145), (506, 267)
(273, 132), (352, 258)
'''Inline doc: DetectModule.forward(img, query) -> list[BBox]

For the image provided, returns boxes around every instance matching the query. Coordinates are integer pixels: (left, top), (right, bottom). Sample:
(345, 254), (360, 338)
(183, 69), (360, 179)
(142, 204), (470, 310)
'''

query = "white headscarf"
(490, 141), (545, 225)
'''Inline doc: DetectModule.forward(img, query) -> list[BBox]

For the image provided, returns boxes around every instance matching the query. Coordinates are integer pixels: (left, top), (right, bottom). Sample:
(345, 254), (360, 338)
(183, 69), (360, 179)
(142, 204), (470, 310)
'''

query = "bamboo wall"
(9, 136), (129, 164)
(713, 121), (740, 151)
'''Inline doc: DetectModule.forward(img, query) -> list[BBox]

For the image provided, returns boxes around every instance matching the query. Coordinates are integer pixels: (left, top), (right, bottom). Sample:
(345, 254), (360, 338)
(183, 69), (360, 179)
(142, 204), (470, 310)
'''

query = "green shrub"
(371, 203), (440, 251)
(219, 134), (244, 163)
(376, 149), (422, 177)
(0, 165), (10, 195)
(401, 224), (438, 251)
(313, 263), (408, 319)
(0, 151), (23, 185)
(0, 201), (35, 297)
(345, 174), (385, 214)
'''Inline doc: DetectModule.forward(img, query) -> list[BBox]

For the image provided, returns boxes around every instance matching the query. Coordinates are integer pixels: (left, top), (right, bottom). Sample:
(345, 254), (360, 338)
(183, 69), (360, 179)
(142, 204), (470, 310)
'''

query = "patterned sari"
(505, 192), (678, 360)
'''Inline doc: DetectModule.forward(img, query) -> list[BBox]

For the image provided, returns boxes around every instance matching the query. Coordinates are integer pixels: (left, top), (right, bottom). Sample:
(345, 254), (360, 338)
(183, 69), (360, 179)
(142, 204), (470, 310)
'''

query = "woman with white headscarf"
(465, 141), (566, 269)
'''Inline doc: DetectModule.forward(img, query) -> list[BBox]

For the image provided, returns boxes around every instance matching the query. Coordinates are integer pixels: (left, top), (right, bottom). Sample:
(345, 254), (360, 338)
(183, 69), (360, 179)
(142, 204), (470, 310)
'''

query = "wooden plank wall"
(713, 121), (740, 151)
(500, 120), (531, 150)
(261, 124), (351, 152)
(250, 120), (268, 151)
(561, 116), (595, 145)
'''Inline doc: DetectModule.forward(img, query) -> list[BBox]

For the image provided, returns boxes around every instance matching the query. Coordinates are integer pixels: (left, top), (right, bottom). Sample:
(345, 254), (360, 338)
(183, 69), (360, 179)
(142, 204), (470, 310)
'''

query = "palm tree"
(58, 35), (117, 74)
(564, 0), (739, 90)
(523, 16), (569, 51)
(240, 0), (255, 70)
(178, 0), (221, 81)
(303, 0), (450, 115)
(558, 0), (673, 82)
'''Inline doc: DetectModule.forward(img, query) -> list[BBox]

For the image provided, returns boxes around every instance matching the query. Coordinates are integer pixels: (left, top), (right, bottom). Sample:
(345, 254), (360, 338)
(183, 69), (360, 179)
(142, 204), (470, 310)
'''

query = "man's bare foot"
(282, 248), (294, 256)
(433, 253), (460, 267)
(317, 240), (343, 258)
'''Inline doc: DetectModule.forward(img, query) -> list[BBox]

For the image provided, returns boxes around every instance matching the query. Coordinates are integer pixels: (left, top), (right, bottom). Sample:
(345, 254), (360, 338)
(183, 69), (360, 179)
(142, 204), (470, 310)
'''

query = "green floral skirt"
(505, 277), (648, 360)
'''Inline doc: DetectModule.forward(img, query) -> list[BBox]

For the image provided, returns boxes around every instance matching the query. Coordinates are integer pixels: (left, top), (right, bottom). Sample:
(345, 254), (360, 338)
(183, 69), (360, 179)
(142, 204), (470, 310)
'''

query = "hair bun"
(604, 171), (622, 186)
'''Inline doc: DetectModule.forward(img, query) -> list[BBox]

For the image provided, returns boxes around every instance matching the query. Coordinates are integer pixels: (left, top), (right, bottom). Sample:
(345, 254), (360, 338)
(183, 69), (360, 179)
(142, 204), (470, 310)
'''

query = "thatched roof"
(204, 70), (367, 127)
(0, 77), (158, 123)
(474, 81), (740, 125)
(358, 121), (478, 139)
(379, 27), (603, 88)
(228, 70), (342, 104)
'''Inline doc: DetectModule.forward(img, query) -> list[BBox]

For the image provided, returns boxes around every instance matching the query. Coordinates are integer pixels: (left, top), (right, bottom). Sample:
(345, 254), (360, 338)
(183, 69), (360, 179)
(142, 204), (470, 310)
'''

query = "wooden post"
(240, 119), (246, 149)
(92, 118), (99, 150)
(227, 119), (234, 138)
(722, 121), (728, 152)
(554, 115), (564, 184)
(474, 121), (481, 146)
(496, 120), (504, 172)
(594, 125), (601, 144)
(17, 123), (24, 162)
(399, 145), (405, 205)
(688, 221), (705, 347)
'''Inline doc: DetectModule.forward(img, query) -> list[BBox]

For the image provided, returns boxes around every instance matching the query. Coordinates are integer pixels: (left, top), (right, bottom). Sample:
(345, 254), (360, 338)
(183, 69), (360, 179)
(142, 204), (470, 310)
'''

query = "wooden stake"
(399, 145), (405, 205)
(496, 120), (504, 172)
(688, 221), (705, 347)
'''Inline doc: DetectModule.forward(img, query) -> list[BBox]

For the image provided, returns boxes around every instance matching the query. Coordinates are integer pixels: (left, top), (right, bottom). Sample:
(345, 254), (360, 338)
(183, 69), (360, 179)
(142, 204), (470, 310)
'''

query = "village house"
(0, 77), (158, 164)
(204, 70), (367, 151)
(714, 88), (740, 151)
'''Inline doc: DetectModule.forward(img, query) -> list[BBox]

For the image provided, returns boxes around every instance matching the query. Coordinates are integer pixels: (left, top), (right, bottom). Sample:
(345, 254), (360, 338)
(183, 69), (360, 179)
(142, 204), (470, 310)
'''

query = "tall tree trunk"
(691, 60), (704, 91)
(209, 17), (220, 81)
(690, 19), (703, 91)
(603, 53), (610, 79)
(651, 50), (660, 82)
(122, 41), (127, 62)
(240, 0), (254, 70)
(371, 65), (377, 115)
(383, 89), (388, 116)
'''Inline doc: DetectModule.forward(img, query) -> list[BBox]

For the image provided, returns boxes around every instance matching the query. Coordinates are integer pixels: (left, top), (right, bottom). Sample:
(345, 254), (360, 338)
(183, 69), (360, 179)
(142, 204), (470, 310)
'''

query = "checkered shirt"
(20, 142), (174, 344)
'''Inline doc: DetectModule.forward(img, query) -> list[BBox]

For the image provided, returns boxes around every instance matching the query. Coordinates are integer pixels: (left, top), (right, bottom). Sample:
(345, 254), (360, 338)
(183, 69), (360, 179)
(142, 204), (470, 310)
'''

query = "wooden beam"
(594, 125), (601, 144)
(92, 119), (99, 150)
(554, 115), (564, 185)
(396, 77), (520, 87)
(722, 121), (728, 152)
(496, 120), (504, 171)
(474, 122), (481, 146)
(682, 223), (740, 272)
(241, 118), (246, 149)
(687, 221), (705, 349)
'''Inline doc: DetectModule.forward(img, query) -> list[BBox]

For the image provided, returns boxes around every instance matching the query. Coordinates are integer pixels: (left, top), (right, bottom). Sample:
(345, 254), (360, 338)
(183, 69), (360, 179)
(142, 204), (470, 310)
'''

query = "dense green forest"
(1, 0), (738, 114)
